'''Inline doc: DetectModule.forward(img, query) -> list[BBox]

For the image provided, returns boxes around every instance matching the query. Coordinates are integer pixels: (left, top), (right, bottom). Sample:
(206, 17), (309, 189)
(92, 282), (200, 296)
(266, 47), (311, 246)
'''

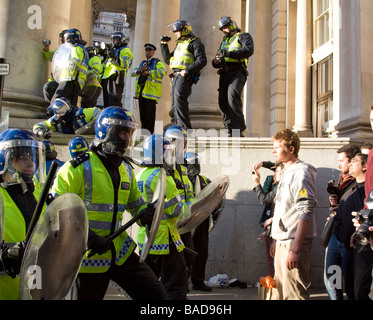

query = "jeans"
(324, 233), (355, 300)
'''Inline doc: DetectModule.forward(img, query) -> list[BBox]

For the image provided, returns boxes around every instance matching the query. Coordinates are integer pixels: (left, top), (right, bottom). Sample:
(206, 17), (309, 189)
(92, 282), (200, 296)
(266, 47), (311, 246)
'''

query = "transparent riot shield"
(139, 168), (166, 263)
(19, 193), (88, 300)
(177, 175), (230, 235)
(52, 42), (76, 83)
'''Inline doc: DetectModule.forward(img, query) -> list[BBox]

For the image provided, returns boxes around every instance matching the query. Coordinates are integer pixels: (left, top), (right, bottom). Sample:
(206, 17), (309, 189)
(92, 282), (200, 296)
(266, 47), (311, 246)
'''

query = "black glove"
(141, 203), (156, 228)
(87, 232), (113, 257)
(174, 178), (185, 190)
(1, 241), (26, 278)
(35, 128), (51, 139)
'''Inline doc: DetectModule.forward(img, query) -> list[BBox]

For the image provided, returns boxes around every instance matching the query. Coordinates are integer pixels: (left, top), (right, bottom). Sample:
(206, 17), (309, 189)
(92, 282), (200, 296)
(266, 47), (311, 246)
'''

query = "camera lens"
(354, 223), (373, 245)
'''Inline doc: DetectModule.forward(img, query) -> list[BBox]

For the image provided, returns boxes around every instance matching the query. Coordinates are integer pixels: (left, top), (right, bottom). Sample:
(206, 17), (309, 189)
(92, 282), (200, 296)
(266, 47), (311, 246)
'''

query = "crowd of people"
(252, 122), (373, 300)
(0, 14), (372, 301)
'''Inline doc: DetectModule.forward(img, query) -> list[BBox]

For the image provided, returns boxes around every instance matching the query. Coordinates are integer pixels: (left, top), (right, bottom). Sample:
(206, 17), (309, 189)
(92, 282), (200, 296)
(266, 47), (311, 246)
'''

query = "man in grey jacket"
(270, 129), (317, 300)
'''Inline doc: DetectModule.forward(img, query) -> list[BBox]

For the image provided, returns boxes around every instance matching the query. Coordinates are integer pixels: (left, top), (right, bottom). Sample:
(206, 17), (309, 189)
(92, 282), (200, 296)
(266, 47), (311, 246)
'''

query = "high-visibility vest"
(132, 58), (167, 102)
(136, 167), (186, 254)
(170, 38), (196, 70)
(103, 47), (133, 79)
(50, 152), (147, 273)
(84, 56), (102, 88)
(220, 32), (248, 67)
(0, 188), (31, 300)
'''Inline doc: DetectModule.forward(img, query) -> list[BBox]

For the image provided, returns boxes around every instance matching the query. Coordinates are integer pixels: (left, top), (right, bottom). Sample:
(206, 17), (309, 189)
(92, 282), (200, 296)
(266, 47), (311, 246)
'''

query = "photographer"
(323, 144), (360, 300)
(160, 20), (207, 129)
(212, 16), (254, 137)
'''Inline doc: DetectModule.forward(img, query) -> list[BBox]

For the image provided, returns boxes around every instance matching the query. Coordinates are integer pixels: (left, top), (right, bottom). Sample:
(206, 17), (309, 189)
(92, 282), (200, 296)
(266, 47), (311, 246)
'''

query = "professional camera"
(354, 190), (373, 245)
(216, 49), (226, 60)
(42, 39), (51, 46)
(354, 209), (373, 245)
(327, 180), (338, 195)
(161, 35), (171, 42)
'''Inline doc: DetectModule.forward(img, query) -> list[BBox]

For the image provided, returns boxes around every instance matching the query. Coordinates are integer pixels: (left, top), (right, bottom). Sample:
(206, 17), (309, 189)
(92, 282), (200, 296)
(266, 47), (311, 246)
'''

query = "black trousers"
(81, 86), (102, 108)
(354, 248), (373, 300)
(145, 242), (189, 300)
(218, 68), (247, 132)
(171, 74), (194, 129)
(139, 95), (157, 134)
(191, 217), (210, 285)
(52, 80), (80, 106)
(102, 72), (124, 108)
(76, 250), (166, 300)
(43, 80), (59, 108)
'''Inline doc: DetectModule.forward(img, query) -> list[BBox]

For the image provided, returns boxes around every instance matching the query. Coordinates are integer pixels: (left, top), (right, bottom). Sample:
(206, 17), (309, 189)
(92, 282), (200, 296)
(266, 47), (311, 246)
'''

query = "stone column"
(148, 0), (180, 131)
(292, 0), (313, 136)
(127, 0), (152, 123)
(179, 0), (242, 130)
(244, 0), (272, 137)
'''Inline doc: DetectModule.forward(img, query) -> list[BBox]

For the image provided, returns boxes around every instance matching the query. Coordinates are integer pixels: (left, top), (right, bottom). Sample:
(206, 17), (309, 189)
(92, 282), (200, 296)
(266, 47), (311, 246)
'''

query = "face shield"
(163, 144), (176, 171)
(0, 139), (46, 188)
(100, 118), (138, 158)
(165, 131), (187, 164)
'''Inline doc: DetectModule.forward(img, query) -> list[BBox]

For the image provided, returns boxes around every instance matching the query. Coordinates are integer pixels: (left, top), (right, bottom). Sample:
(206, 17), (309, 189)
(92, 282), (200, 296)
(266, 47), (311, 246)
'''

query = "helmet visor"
(0, 140), (46, 187)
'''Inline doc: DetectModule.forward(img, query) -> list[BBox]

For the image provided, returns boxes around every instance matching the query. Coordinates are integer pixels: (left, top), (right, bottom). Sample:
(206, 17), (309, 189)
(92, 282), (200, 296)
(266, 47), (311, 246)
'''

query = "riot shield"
(139, 168), (166, 263)
(52, 43), (76, 83)
(208, 196), (226, 232)
(19, 193), (88, 300)
(177, 175), (230, 235)
(74, 118), (96, 135)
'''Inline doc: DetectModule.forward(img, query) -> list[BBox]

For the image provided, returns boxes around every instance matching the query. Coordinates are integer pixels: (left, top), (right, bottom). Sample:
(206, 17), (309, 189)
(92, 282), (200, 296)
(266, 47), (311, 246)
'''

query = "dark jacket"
(334, 181), (365, 248)
(161, 37), (207, 75)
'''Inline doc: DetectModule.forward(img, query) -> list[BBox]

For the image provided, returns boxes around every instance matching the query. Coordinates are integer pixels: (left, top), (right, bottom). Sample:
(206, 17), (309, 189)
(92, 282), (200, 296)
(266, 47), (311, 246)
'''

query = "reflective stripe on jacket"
(136, 167), (186, 254)
(131, 58), (167, 102)
(170, 38), (196, 70)
(220, 33), (248, 67)
(103, 47), (133, 79)
(50, 152), (147, 273)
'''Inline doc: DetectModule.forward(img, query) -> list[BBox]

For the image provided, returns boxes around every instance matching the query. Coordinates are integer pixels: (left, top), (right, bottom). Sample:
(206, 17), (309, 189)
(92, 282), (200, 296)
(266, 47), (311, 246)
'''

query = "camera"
(327, 180), (338, 195)
(354, 208), (373, 245)
(161, 36), (171, 42)
(42, 39), (51, 46)
(216, 49), (226, 60)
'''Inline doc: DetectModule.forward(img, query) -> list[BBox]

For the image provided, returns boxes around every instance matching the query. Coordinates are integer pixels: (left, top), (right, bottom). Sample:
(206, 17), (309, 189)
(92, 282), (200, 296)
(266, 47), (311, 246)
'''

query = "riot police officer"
(212, 16), (254, 137)
(0, 129), (46, 300)
(49, 107), (166, 300)
(33, 98), (100, 138)
(161, 20), (207, 129)
(102, 32), (133, 107)
(51, 28), (89, 106)
(137, 134), (189, 300)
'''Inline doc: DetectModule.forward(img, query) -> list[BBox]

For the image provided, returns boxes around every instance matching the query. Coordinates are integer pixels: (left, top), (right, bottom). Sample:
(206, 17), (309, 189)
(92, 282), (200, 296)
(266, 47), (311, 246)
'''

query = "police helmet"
(64, 28), (87, 45)
(0, 129), (46, 186)
(86, 46), (96, 59)
(41, 140), (58, 160)
(49, 98), (72, 117)
(111, 32), (126, 48)
(69, 136), (89, 158)
(172, 20), (193, 38)
(94, 107), (137, 157)
(164, 125), (187, 164)
(59, 29), (68, 44)
(185, 152), (201, 176)
(218, 16), (241, 33)
(143, 134), (166, 166)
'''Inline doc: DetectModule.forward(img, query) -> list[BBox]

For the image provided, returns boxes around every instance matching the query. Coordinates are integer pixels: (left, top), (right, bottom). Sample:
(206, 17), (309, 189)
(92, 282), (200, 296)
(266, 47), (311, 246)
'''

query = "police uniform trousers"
(52, 80), (80, 106)
(76, 250), (166, 300)
(191, 216), (210, 286)
(171, 74), (194, 129)
(81, 86), (102, 108)
(218, 67), (247, 134)
(144, 241), (189, 300)
(138, 94), (157, 134)
(43, 80), (59, 108)
(102, 71), (124, 108)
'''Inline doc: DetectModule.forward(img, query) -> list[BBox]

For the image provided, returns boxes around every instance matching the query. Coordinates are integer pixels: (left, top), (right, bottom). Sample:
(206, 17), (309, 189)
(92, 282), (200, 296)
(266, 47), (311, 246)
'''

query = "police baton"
(25, 160), (59, 244)
(107, 199), (158, 241)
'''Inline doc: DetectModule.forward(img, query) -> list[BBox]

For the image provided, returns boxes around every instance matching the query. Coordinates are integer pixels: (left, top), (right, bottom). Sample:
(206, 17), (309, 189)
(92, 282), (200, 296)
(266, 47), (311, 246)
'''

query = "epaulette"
(70, 152), (90, 168)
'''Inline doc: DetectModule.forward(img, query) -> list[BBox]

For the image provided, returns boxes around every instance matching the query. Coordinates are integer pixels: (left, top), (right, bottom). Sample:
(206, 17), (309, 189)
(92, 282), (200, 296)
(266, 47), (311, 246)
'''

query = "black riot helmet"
(218, 16), (241, 35)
